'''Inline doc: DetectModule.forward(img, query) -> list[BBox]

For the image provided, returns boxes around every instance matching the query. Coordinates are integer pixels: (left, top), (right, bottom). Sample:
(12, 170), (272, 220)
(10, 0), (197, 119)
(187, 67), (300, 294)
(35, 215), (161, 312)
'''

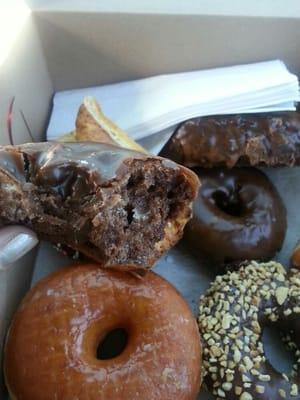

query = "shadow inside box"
(148, 241), (216, 400)
(154, 240), (215, 315)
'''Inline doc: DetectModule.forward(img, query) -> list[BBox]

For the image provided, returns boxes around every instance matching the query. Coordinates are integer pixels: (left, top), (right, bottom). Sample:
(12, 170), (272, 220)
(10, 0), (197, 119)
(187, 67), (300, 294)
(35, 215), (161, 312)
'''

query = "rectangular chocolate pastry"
(0, 142), (199, 270)
(160, 111), (300, 168)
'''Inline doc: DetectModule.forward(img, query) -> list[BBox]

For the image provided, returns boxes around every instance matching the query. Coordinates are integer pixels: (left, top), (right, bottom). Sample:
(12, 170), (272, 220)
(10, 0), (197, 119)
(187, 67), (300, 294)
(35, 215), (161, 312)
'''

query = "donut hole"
(263, 326), (295, 374)
(97, 328), (128, 360)
(212, 188), (244, 217)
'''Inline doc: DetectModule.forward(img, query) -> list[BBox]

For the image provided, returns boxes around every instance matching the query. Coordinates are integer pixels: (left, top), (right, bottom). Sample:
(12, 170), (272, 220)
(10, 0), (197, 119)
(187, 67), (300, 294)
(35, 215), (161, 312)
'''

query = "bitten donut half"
(0, 141), (199, 271)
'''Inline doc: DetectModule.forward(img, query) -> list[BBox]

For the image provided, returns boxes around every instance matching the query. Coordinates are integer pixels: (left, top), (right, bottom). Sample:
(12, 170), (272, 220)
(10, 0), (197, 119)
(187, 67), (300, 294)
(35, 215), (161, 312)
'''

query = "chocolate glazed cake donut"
(184, 168), (286, 269)
(160, 112), (300, 168)
(199, 261), (300, 400)
(0, 142), (199, 271)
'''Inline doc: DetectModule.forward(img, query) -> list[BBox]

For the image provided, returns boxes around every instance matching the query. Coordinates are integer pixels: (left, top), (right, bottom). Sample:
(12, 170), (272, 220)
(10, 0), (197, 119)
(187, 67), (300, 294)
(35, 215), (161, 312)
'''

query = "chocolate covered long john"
(160, 112), (300, 168)
(0, 141), (199, 270)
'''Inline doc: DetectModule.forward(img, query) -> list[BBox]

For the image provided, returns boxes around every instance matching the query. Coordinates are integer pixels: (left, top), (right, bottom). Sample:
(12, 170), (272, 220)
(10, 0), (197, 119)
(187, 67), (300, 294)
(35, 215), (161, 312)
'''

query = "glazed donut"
(198, 261), (300, 400)
(4, 264), (202, 400)
(184, 168), (286, 268)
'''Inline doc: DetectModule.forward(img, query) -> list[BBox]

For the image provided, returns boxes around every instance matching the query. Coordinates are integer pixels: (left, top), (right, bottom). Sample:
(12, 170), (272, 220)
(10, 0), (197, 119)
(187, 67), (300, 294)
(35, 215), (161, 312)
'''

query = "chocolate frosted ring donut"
(199, 261), (300, 400)
(184, 168), (286, 268)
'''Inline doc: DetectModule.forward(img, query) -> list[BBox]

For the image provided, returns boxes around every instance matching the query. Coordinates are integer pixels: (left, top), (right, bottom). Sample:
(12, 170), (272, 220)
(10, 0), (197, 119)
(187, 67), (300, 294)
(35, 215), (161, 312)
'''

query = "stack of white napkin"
(47, 60), (299, 152)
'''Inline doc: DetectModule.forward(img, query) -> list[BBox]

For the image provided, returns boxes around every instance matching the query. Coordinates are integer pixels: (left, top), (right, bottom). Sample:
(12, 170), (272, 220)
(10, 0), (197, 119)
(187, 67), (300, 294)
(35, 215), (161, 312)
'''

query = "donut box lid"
(1, 2), (300, 398)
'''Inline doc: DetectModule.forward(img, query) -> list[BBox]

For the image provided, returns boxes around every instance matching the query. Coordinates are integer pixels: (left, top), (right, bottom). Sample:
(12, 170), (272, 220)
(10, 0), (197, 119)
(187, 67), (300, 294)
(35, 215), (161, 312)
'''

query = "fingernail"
(0, 233), (38, 270)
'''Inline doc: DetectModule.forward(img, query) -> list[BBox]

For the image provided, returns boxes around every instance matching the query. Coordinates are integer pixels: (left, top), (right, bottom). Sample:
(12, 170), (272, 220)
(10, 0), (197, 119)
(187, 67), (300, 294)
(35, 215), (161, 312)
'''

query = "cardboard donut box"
(2, 2), (300, 398)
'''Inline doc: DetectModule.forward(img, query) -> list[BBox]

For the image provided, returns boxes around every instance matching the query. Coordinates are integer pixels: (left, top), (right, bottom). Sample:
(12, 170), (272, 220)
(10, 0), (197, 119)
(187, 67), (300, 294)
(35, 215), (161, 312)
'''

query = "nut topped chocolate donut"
(198, 261), (300, 400)
(184, 168), (286, 269)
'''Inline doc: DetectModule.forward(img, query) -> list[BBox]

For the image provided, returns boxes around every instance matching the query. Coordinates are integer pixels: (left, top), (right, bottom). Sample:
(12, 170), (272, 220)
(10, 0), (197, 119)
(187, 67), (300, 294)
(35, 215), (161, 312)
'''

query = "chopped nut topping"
(198, 261), (300, 400)
(233, 349), (241, 363)
(255, 385), (265, 394)
(278, 388), (286, 398)
(222, 314), (232, 330)
(243, 356), (253, 371)
(235, 386), (242, 395)
(291, 384), (298, 396)
(275, 286), (289, 305)
(210, 345), (222, 358)
(222, 382), (232, 391)
(259, 374), (271, 382)
(240, 392), (253, 400)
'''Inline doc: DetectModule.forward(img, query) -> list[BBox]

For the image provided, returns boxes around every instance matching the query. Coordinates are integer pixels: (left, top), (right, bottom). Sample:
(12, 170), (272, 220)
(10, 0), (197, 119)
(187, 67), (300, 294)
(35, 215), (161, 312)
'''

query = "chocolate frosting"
(0, 150), (27, 182)
(0, 142), (152, 201)
(0, 141), (198, 269)
(185, 168), (286, 268)
(160, 112), (300, 168)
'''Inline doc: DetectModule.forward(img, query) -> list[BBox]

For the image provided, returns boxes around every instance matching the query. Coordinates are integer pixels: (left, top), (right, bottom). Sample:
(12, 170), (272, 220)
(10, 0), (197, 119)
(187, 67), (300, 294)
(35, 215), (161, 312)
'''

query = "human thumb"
(0, 226), (38, 271)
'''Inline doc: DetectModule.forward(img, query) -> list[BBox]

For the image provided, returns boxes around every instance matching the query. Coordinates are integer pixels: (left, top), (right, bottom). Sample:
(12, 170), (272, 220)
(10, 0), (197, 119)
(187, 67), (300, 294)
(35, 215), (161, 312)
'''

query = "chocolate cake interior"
(90, 159), (194, 265)
(0, 147), (195, 267)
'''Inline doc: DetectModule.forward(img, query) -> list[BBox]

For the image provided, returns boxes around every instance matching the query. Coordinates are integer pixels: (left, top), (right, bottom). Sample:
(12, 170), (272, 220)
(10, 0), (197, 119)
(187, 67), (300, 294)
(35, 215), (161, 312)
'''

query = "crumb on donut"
(198, 261), (300, 399)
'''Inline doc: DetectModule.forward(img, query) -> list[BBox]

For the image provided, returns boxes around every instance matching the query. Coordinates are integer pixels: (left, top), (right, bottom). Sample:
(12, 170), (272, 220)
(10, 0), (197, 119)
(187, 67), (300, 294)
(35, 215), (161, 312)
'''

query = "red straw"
(6, 97), (35, 144)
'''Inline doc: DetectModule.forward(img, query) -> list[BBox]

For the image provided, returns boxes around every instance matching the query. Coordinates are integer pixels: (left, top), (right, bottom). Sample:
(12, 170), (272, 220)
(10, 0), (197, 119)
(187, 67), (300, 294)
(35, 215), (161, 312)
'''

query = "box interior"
(2, 2), (300, 398)
(3, 4), (300, 146)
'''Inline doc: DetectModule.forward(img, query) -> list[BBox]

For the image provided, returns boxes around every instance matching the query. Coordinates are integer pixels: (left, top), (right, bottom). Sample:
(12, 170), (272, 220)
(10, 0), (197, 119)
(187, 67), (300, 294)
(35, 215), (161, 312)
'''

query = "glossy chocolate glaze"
(160, 112), (300, 167)
(4, 264), (202, 400)
(185, 168), (286, 268)
(0, 141), (199, 269)
(0, 150), (27, 182)
(12, 142), (149, 198)
(199, 261), (300, 400)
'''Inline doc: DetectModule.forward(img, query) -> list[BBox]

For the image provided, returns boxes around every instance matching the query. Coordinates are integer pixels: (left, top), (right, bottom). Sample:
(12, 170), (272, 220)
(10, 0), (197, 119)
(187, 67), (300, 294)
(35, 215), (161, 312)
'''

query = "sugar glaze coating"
(5, 264), (202, 400)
